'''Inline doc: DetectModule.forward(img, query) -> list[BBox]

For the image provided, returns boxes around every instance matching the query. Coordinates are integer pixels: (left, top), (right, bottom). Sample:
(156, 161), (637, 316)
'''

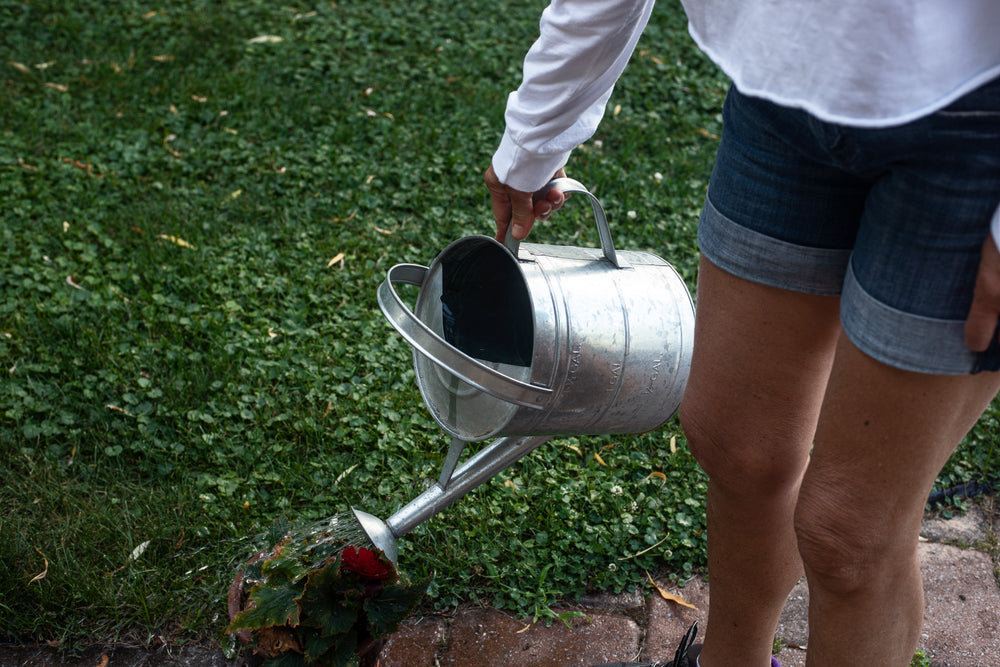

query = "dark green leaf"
(301, 631), (341, 664)
(363, 580), (429, 637)
(228, 579), (303, 632)
(322, 628), (359, 667)
(261, 541), (315, 584)
(261, 652), (308, 667)
(297, 561), (361, 636)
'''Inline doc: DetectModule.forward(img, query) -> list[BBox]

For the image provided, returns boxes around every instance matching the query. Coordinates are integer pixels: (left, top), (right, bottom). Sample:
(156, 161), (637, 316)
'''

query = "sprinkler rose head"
(352, 507), (398, 565)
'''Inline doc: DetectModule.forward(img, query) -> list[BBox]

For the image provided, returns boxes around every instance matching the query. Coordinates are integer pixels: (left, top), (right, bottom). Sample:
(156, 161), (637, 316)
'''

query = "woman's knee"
(793, 487), (905, 594)
(679, 398), (808, 494)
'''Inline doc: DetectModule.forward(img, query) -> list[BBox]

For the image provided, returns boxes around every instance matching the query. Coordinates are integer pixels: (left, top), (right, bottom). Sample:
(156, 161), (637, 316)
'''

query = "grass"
(1, 0), (997, 651)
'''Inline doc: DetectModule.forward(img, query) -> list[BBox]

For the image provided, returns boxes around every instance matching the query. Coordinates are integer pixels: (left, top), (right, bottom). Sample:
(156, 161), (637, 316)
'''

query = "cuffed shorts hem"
(697, 196), (998, 376)
(840, 263), (983, 375)
(697, 196), (849, 297)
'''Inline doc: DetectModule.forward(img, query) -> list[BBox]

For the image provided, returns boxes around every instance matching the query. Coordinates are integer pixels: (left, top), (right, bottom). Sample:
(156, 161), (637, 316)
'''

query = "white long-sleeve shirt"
(492, 0), (1000, 236)
(493, 0), (656, 193)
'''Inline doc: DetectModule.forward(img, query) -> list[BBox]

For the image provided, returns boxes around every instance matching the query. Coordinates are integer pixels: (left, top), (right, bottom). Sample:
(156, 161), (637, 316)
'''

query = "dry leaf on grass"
(58, 157), (104, 177)
(334, 464), (359, 485)
(163, 135), (182, 158)
(129, 541), (150, 562)
(29, 549), (49, 584)
(247, 35), (284, 44)
(156, 234), (194, 249)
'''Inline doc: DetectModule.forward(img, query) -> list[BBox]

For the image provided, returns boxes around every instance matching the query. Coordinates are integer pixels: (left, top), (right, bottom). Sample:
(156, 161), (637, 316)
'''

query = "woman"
(484, 1), (1000, 665)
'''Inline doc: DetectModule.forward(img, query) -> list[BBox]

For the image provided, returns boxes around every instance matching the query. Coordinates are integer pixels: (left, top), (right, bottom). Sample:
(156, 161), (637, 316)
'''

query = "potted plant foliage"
(226, 518), (427, 667)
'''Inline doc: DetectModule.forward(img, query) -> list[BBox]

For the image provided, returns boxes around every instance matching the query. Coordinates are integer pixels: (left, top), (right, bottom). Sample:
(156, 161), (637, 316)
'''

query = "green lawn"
(1, 0), (996, 650)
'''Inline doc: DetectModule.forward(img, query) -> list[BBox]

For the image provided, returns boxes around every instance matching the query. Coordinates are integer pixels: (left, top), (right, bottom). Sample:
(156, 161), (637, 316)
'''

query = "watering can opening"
(439, 239), (533, 368)
(411, 235), (537, 440)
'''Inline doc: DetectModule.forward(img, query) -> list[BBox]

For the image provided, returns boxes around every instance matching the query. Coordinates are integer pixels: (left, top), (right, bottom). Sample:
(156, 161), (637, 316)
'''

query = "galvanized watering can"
(356, 178), (695, 563)
(378, 177), (695, 441)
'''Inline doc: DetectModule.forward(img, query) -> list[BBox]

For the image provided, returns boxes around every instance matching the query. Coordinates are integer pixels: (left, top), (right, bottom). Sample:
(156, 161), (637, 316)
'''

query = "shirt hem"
(687, 22), (1000, 130)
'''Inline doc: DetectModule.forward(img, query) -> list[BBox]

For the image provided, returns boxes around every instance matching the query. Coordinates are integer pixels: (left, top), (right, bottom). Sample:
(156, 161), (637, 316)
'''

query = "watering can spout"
(352, 508), (399, 566)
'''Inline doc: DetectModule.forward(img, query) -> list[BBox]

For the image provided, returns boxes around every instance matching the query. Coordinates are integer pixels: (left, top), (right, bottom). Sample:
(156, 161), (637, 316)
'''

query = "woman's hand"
(484, 165), (567, 244)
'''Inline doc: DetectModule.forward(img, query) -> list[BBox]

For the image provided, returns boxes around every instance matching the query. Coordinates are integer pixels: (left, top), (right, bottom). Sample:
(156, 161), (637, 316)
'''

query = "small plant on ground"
(226, 519), (427, 666)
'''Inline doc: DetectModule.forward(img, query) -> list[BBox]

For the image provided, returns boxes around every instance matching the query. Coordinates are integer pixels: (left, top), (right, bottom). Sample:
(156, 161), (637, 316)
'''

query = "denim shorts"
(698, 79), (1000, 375)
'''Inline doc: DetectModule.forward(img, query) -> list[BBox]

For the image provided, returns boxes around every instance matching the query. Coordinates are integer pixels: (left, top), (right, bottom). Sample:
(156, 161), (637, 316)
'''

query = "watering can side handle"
(504, 177), (626, 269)
(377, 263), (551, 410)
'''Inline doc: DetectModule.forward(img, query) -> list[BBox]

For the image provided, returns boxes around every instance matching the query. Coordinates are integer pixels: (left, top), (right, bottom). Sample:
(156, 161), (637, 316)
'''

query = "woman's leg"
(796, 335), (1000, 665)
(680, 257), (842, 667)
(683, 256), (1000, 667)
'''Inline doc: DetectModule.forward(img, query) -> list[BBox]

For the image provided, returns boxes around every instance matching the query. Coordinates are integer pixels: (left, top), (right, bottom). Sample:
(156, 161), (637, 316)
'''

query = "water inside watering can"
(439, 241), (533, 367)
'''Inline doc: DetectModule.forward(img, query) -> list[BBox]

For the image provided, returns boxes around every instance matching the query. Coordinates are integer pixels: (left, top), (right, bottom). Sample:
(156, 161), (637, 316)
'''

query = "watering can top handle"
(503, 177), (624, 269)
(377, 263), (552, 410)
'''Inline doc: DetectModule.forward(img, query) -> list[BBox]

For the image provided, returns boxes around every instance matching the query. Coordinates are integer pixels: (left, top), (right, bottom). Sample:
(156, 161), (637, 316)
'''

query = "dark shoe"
(593, 621), (699, 667)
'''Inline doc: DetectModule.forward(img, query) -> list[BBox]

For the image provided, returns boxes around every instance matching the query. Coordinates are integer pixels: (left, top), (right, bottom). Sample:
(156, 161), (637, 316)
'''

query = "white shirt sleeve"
(492, 0), (657, 192)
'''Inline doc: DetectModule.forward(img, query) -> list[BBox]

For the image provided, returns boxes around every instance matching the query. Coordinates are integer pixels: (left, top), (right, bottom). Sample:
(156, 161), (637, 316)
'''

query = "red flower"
(340, 546), (393, 580)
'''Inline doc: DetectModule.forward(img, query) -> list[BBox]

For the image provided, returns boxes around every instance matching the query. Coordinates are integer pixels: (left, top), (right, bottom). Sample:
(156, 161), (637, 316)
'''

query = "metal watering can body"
(378, 178), (695, 441)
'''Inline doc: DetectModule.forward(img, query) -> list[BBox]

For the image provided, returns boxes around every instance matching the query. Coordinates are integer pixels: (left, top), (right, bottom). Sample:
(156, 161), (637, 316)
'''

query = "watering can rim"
(377, 261), (553, 409)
